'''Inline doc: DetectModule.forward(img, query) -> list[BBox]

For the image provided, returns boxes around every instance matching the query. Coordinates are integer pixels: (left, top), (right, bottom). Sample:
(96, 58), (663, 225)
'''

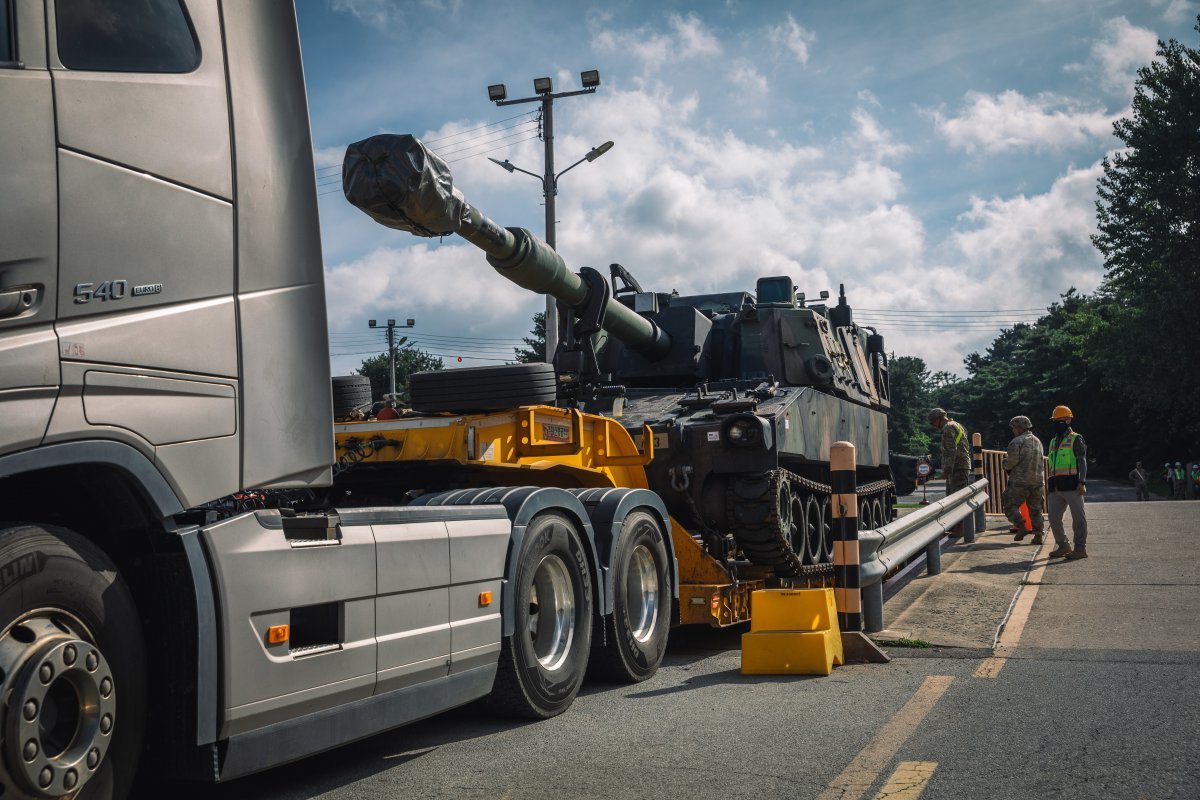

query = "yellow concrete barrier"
(742, 589), (845, 676)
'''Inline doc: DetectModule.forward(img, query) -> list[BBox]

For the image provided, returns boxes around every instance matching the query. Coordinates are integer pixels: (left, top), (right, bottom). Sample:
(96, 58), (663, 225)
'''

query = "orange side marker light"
(267, 624), (290, 644)
(479, 591), (493, 607)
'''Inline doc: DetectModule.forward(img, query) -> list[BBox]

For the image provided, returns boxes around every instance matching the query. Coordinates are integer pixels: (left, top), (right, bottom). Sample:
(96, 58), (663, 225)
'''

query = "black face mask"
(1053, 420), (1070, 436)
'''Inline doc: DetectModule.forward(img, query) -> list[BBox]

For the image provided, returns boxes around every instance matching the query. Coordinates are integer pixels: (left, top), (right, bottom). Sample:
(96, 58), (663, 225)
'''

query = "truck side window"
(1, 0), (14, 65)
(55, 0), (198, 73)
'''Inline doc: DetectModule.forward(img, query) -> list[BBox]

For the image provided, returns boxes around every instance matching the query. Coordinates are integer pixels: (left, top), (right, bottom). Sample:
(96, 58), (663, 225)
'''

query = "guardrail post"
(961, 503), (977, 544)
(971, 432), (986, 533)
(831, 441), (865, 632)
(925, 537), (942, 575)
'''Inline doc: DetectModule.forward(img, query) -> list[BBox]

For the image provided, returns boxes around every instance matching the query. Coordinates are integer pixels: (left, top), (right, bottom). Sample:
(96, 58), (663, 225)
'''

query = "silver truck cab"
(0, 0), (332, 500)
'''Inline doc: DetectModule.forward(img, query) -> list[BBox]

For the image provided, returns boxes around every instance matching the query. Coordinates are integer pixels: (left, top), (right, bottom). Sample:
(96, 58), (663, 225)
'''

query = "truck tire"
(410, 364), (556, 413)
(0, 525), (146, 800)
(332, 375), (372, 416)
(588, 511), (670, 683)
(487, 512), (592, 719)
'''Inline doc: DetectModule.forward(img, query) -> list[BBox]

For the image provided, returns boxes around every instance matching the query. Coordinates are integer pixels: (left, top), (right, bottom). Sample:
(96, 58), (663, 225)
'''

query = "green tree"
(513, 311), (547, 363)
(887, 355), (934, 455)
(1093, 17), (1200, 449)
(356, 348), (444, 404)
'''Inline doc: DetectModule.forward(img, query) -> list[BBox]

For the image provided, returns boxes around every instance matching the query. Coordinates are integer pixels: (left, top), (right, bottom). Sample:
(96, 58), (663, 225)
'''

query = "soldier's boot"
(1030, 533), (1044, 545)
(1064, 547), (1088, 560)
(1013, 530), (1028, 542)
(1048, 544), (1072, 558)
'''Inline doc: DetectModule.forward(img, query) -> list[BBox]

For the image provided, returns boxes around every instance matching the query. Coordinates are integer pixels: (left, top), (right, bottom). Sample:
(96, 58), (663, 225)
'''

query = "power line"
(313, 111), (537, 176)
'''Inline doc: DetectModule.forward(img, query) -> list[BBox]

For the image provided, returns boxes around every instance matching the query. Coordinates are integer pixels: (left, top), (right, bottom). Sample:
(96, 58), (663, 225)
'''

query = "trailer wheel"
(410, 363), (557, 413)
(488, 513), (593, 719)
(0, 525), (146, 800)
(589, 511), (670, 683)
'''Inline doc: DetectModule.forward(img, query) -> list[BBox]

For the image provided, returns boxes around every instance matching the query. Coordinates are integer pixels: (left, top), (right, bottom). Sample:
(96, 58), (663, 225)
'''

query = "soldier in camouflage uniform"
(1003, 415), (1045, 544)
(927, 408), (971, 494)
(928, 408), (972, 537)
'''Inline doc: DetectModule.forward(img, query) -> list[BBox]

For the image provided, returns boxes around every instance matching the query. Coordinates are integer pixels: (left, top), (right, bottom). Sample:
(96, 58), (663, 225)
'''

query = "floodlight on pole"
(366, 317), (416, 400)
(483, 68), (605, 365)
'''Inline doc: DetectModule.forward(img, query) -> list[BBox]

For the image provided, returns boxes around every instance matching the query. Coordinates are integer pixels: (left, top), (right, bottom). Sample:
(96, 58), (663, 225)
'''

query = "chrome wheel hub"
(0, 613), (116, 798)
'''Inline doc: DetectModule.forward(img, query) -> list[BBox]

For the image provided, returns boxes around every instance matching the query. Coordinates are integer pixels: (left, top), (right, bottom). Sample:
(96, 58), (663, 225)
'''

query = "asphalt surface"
(164, 496), (1199, 800)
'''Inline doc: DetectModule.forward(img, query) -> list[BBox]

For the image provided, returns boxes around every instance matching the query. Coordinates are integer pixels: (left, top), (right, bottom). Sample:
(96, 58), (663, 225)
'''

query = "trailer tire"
(410, 364), (557, 413)
(589, 511), (670, 683)
(487, 513), (592, 719)
(0, 524), (146, 800)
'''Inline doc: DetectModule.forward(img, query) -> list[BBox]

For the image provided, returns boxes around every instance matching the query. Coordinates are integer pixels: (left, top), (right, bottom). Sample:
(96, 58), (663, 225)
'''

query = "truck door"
(0, 0), (59, 456)
(44, 0), (241, 503)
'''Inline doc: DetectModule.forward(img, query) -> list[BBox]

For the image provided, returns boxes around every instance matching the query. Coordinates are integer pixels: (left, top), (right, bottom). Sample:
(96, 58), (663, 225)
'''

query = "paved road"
(166, 499), (1199, 799)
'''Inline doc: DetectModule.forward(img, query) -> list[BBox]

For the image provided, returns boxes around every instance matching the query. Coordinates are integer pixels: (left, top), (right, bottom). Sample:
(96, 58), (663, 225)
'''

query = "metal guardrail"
(856, 478), (990, 632)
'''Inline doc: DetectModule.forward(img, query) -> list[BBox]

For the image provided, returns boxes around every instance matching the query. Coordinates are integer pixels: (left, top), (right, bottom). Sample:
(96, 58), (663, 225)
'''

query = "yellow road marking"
(872, 761), (938, 800)
(974, 540), (1050, 678)
(817, 676), (953, 800)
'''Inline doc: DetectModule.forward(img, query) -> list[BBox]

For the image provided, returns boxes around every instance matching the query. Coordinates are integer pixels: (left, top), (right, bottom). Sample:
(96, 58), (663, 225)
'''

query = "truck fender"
(565, 488), (678, 618)
(409, 486), (600, 638)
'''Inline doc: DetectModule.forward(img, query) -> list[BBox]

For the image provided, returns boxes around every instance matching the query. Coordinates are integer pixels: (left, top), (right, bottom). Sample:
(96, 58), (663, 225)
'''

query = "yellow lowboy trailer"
(335, 404), (831, 628)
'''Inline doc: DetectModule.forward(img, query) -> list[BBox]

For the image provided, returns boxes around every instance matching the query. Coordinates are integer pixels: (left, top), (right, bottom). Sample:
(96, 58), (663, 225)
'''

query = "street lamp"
(485, 69), (607, 363)
(368, 317), (415, 399)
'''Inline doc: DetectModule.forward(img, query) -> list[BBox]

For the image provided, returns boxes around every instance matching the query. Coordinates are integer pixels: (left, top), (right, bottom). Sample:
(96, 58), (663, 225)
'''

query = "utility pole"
(486, 70), (609, 364)
(368, 318), (414, 398)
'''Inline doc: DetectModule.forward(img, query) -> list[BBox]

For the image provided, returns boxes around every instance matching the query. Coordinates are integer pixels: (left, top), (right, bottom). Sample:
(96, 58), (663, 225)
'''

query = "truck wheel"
(487, 513), (593, 719)
(410, 363), (557, 413)
(589, 511), (670, 683)
(0, 525), (146, 800)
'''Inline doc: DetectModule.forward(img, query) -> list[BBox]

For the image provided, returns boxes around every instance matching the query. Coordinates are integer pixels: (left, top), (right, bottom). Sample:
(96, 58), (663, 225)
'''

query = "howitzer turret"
(344, 133), (896, 578)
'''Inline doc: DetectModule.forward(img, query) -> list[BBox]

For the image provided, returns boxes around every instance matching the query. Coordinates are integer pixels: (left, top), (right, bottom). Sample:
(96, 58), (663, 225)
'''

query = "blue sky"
(296, 0), (1198, 376)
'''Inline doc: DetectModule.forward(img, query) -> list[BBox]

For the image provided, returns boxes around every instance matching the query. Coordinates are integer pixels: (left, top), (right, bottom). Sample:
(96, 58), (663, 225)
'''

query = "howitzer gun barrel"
(343, 134), (669, 359)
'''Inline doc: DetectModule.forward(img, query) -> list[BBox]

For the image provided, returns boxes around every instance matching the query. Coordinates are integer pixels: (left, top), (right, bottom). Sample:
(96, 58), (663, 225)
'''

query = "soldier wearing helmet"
(1046, 405), (1088, 559)
(1173, 462), (1187, 500)
(1003, 415), (1045, 544)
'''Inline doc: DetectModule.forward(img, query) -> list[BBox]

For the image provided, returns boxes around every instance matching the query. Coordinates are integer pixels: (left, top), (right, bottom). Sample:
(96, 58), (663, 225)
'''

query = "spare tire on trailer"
(410, 363), (557, 413)
(332, 375), (372, 417)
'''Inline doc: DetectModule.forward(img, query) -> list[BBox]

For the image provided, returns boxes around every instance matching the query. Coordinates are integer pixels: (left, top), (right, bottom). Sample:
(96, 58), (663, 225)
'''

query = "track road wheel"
(0, 525), (146, 800)
(488, 513), (593, 719)
(589, 511), (671, 683)
(802, 494), (822, 565)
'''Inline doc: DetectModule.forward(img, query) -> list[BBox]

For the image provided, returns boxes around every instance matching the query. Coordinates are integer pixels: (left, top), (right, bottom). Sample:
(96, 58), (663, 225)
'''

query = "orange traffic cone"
(1020, 502), (1032, 531)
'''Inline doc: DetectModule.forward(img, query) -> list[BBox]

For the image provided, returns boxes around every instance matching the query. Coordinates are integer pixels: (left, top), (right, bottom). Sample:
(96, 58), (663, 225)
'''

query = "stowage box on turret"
(343, 134), (894, 576)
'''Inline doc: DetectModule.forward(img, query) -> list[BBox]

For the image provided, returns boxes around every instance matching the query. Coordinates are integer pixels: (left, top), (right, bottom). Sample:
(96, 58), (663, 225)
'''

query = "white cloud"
(931, 90), (1117, 154)
(849, 108), (909, 160)
(593, 13), (722, 70)
(1149, 0), (1197, 24)
(1066, 17), (1159, 95)
(767, 14), (816, 64)
(331, 0), (462, 26)
(728, 59), (768, 94)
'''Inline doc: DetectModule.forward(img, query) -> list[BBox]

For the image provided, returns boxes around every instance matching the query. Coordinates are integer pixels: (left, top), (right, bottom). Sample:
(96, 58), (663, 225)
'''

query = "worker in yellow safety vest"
(1046, 405), (1088, 560)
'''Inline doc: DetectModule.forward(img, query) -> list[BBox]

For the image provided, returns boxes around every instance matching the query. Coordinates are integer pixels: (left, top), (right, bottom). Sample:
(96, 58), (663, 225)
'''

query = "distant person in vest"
(1173, 462), (1188, 500)
(1047, 405), (1088, 560)
(1192, 463), (1200, 499)
(1003, 416), (1046, 544)
(1128, 461), (1150, 501)
(927, 408), (971, 537)
(1163, 462), (1175, 496)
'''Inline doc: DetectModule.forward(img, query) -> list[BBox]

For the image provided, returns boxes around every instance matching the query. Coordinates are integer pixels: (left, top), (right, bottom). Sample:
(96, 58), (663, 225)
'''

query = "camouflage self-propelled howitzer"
(343, 134), (894, 578)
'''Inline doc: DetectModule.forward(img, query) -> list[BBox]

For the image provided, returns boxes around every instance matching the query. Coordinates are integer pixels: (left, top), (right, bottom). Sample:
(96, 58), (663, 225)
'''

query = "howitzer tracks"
(727, 469), (893, 577)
